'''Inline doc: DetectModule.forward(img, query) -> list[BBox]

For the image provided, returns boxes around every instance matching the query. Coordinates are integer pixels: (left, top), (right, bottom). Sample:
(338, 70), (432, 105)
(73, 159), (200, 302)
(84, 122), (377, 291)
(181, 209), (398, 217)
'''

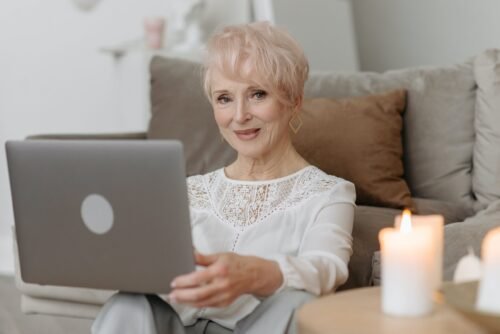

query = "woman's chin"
(229, 143), (268, 160)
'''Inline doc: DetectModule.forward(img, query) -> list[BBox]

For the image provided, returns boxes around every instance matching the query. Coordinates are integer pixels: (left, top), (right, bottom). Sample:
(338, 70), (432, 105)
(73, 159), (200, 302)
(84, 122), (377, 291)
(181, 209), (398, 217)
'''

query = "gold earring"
(289, 113), (303, 134)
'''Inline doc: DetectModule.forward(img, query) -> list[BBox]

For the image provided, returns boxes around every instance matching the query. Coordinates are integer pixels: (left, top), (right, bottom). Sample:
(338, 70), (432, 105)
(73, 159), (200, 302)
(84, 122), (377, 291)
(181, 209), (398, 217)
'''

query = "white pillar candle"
(395, 212), (444, 290)
(476, 227), (500, 314)
(379, 210), (435, 317)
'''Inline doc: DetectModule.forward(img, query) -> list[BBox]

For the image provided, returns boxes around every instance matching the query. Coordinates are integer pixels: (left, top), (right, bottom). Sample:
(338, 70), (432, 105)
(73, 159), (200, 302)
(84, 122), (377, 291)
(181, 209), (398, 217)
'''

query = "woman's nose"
(234, 100), (251, 123)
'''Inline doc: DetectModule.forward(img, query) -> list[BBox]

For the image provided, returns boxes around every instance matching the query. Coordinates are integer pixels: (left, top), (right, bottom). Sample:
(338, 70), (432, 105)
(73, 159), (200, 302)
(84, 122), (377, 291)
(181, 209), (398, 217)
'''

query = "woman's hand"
(169, 251), (283, 308)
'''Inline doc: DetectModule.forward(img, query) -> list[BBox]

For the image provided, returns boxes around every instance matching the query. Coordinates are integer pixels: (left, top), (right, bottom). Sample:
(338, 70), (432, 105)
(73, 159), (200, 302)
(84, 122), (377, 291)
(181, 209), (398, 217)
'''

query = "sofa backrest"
(148, 51), (500, 209)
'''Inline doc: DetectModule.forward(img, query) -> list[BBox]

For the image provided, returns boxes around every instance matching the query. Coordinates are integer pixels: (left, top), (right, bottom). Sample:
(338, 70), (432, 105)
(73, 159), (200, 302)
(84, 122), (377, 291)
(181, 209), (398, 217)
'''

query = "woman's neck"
(224, 142), (309, 181)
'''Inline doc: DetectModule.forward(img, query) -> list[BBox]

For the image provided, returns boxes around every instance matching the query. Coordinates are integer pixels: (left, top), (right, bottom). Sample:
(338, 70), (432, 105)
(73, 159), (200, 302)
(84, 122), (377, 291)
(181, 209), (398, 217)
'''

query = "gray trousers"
(91, 290), (314, 334)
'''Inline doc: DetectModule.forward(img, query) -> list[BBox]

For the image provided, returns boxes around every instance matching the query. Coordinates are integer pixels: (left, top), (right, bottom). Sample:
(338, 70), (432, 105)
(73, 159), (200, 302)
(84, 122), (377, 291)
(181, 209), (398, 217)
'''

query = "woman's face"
(210, 69), (293, 160)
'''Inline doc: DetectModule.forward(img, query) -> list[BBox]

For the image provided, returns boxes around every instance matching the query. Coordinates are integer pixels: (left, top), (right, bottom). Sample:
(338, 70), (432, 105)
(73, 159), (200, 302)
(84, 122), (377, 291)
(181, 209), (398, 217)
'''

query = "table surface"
(297, 286), (487, 334)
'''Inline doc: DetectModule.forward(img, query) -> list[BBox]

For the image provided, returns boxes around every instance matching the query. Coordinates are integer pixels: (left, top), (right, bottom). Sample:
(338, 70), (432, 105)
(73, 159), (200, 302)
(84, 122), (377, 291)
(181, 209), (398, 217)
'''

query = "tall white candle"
(379, 210), (435, 317)
(476, 227), (500, 314)
(395, 213), (444, 290)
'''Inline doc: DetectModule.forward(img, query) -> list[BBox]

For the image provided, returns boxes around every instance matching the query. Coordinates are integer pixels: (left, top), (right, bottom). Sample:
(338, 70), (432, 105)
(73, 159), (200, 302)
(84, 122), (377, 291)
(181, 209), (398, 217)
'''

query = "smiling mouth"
(234, 128), (261, 140)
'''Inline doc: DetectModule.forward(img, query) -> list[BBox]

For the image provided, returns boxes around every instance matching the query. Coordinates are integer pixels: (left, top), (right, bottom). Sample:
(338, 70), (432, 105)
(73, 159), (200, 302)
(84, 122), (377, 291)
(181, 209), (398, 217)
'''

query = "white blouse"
(171, 166), (356, 329)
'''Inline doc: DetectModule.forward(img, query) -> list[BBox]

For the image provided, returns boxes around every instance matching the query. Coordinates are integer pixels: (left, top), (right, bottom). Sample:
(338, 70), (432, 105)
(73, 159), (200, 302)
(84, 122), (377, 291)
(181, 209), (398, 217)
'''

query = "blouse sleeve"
(271, 181), (355, 296)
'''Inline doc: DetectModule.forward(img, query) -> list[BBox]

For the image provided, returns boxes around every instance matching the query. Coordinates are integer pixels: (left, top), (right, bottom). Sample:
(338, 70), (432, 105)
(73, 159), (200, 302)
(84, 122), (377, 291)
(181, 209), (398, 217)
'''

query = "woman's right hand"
(169, 251), (283, 308)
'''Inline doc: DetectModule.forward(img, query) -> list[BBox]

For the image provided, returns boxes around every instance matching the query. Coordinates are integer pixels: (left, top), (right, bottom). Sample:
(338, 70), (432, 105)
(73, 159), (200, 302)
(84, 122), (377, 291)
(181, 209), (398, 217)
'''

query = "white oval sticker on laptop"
(81, 194), (114, 234)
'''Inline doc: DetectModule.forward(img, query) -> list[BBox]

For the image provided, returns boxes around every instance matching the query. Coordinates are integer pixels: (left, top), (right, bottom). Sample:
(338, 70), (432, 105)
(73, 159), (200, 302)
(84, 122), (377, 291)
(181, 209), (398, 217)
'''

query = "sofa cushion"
(293, 90), (411, 209)
(473, 49), (500, 207)
(305, 62), (476, 206)
(412, 198), (475, 224)
(340, 205), (400, 290)
(148, 56), (236, 176)
(443, 200), (500, 281)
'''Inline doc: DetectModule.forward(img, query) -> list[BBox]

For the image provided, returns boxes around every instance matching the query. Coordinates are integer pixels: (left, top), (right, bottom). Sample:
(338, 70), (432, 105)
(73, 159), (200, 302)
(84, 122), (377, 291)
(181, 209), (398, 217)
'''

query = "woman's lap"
(234, 290), (314, 334)
(145, 294), (231, 334)
(91, 293), (231, 334)
(92, 290), (314, 334)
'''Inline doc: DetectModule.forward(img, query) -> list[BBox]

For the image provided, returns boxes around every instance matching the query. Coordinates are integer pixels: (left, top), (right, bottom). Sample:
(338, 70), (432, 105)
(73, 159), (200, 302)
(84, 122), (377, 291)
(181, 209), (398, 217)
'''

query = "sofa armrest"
(444, 200), (500, 280)
(21, 295), (102, 319)
(26, 132), (147, 140)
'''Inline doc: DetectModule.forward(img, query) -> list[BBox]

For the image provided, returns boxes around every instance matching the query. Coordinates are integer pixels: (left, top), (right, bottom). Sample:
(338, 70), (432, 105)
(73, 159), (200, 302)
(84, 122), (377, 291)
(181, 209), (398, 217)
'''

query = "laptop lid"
(6, 140), (195, 294)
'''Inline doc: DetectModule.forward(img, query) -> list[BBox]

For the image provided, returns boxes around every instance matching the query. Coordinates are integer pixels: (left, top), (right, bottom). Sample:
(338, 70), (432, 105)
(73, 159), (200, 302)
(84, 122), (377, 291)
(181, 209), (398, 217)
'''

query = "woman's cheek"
(214, 111), (232, 129)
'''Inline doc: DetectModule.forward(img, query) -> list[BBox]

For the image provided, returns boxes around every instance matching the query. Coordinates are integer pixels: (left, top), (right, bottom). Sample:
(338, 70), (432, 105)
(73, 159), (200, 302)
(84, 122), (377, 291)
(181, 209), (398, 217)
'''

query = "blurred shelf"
(100, 38), (203, 62)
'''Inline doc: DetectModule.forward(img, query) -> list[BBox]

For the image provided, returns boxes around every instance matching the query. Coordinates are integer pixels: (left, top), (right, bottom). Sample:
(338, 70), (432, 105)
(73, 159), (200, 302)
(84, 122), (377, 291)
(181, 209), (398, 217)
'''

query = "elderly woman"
(92, 21), (355, 334)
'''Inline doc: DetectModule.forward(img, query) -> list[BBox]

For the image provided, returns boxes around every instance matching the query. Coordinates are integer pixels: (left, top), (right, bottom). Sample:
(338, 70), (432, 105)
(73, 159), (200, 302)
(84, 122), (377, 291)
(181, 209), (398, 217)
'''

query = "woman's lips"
(234, 128), (261, 140)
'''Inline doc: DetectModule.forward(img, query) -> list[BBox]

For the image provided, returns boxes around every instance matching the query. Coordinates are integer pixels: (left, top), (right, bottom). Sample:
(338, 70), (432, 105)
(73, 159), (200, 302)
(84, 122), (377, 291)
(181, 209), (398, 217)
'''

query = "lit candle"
(379, 210), (434, 317)
(395, 212), (444, 290)
(476, 227), (500, 313)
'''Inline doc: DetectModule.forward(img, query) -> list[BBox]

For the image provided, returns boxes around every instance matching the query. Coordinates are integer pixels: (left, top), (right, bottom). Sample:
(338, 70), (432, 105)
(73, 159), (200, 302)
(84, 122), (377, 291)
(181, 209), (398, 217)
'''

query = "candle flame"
(400, 209), (412, 234)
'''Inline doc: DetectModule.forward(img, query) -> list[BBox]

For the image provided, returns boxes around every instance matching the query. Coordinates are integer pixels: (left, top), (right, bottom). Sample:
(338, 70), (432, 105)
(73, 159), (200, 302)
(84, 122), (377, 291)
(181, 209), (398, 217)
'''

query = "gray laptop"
(6, 140), (195, 294)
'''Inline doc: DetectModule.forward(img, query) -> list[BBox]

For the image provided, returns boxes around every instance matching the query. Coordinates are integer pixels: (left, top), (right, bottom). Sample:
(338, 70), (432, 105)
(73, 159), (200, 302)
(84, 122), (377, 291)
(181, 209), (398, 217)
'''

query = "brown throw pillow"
(293, 90), (413, 209)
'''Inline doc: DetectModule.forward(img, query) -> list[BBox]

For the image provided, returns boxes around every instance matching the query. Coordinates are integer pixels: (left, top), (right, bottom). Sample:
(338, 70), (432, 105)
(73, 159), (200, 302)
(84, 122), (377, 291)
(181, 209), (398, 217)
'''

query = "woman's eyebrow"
(212, 89), (229, 95)
(248, 86), (264, 91)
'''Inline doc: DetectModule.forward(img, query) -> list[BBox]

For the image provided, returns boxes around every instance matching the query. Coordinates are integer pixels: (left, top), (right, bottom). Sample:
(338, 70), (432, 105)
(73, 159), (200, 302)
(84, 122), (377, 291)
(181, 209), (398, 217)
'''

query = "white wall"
(352, 0), (500, 71)
(265, 0), (359, 72)
(0, 0), (250, 275)
(0, 0), (164, 275)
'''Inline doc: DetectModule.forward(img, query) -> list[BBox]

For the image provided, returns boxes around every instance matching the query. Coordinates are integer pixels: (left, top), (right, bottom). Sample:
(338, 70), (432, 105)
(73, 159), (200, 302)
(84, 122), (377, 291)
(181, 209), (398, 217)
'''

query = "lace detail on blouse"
(187, 175), (211, 210)
(188, 166), (340, 228)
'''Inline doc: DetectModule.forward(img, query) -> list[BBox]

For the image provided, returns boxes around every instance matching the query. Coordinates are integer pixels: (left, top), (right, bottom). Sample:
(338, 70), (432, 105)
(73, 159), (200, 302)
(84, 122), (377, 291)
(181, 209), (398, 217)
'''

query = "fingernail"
(169, 294), (177, 303)
(170, 281), (176, 288)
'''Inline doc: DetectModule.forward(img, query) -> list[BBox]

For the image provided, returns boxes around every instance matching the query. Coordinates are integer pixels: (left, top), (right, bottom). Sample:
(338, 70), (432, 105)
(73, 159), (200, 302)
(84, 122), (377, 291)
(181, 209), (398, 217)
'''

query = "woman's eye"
(216, 95), (231, 104)
(252, 90), (267, 100)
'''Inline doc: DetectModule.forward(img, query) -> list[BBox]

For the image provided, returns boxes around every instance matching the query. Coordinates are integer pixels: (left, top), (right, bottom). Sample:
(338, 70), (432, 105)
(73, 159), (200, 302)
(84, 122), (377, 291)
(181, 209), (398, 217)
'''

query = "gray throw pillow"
(473, 49), (500, 208)
(148, 56), (236, 176)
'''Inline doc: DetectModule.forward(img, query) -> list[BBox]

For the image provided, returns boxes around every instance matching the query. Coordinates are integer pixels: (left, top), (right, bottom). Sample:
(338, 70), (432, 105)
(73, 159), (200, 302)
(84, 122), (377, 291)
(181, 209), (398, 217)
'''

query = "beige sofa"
(13, 49), (500, 318)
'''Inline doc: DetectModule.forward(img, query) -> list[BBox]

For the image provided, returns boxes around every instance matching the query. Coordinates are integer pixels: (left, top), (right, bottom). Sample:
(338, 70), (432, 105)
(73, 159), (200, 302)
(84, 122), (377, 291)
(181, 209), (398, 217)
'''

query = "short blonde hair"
(203, 21), (309, 109)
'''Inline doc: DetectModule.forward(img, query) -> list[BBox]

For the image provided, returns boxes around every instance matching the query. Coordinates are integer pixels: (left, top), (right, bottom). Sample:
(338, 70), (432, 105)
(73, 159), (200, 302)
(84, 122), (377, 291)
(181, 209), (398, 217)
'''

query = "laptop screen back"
(6, 140), (195, 294)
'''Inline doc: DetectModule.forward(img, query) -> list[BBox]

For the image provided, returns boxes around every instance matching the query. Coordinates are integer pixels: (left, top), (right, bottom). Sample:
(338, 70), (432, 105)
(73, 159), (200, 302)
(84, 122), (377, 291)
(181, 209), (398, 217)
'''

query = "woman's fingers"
(170, 278), (230, 305)
(171, 260), (227, 288)
(169, 252), (252, 307)
(171, 268), (211, 289)
(194, 251), (218, 266)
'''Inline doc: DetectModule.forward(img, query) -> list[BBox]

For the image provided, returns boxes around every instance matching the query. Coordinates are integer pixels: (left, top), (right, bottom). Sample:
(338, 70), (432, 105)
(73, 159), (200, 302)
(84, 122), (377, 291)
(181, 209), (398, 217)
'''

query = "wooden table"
(297, 286), (487, 334)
